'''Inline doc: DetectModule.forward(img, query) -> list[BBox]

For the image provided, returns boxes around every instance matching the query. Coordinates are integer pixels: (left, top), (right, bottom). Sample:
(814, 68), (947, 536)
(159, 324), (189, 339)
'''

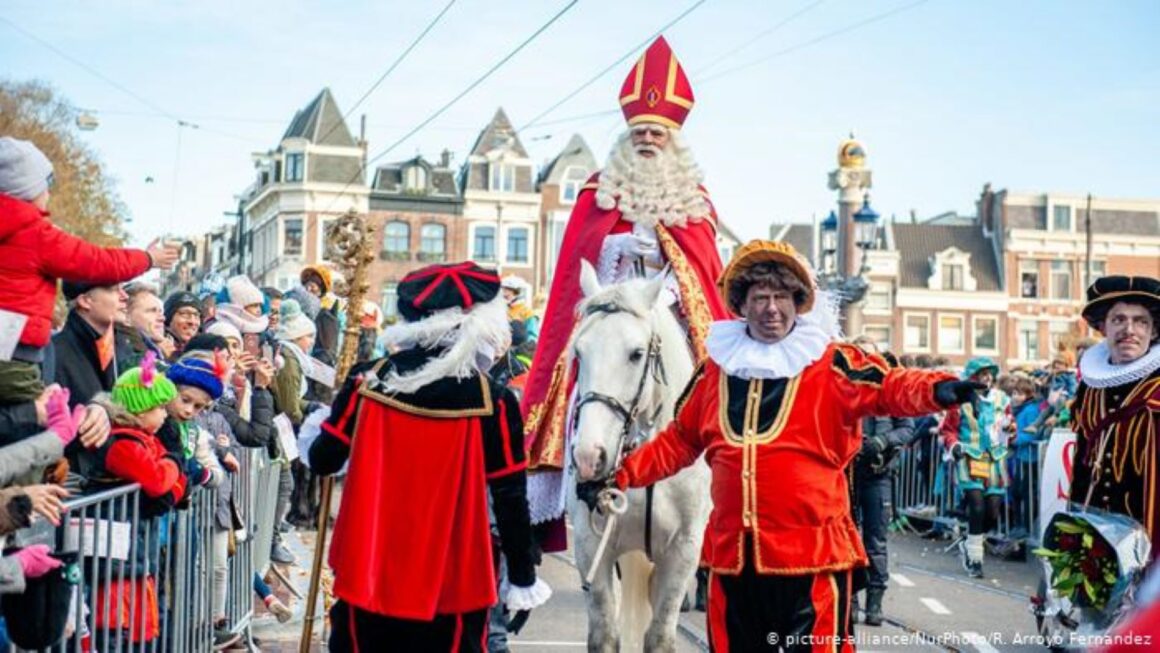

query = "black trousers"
(329, 600), (489, 653)
(707, 559), (854, 652)
(855, 473), (892, 591)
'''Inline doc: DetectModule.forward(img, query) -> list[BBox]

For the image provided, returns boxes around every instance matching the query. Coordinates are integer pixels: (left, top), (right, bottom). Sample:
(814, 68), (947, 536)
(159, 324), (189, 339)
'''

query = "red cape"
(521, 174), (729, 471)
(329, 394), (496, 619)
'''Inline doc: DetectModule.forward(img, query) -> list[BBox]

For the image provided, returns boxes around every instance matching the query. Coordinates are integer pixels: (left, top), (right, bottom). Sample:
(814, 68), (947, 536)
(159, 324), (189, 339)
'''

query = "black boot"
(864, 589), (884, 626)
(695, 568), (709, 612)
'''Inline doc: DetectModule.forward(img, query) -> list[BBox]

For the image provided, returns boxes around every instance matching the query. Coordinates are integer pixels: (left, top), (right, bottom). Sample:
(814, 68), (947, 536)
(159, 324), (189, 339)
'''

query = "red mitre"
(619, 36), (694, 129)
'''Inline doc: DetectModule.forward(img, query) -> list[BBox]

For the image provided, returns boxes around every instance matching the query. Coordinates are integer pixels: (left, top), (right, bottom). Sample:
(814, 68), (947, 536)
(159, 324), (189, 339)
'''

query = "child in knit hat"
(87, 354), (191, 646)
(159, 352), (228, 490)
(0, 137), (180, 399)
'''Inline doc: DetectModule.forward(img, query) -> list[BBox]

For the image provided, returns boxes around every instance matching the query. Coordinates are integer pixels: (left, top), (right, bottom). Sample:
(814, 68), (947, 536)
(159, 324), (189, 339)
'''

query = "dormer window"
(404, 165), (428, 192)
(560, 166), (587, 203)
(942, 263), (964, 291)
(490, 163), (515, 192)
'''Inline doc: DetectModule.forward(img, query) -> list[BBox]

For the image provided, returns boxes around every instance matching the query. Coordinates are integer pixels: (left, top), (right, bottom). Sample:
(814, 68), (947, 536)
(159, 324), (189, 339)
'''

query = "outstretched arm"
(614, 364), (709, 490)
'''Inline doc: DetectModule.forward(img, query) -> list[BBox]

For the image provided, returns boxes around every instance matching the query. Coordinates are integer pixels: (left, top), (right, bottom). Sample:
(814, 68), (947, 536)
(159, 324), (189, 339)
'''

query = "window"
(489, 163), (515, 192)
(1049, 321), (1072, 353)
(938, 315), (965, 353)
(717, 244), (734, 265)
(904, 314), (930, 351)
(404, 165), (427, 192)
(419, 224), (446, 262)
(864, 326), (891, 351)
(382, 221), (410, 261)
(1019, 260), (1039, 299)
(942, 263), (964, 291)
(1051, 260), (1072, 300)
(1018, 320), (1040, 361)
(1091, 260), (1107, 278)
(1052, 205), (1072, 231)
(285, 153), (304, 182)
(382, 284), (399, 319)
(866, 284), (892, 312)
(283, 218), (302, 257)
(560, 166), (587, 203)
(506, 227), (529, 264)
(473, 226), (496, 261)
(973, 316), (998, 353)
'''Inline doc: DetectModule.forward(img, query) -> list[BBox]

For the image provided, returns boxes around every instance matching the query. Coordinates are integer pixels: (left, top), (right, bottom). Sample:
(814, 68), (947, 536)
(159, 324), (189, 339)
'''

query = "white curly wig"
(594, 127), (710, 229)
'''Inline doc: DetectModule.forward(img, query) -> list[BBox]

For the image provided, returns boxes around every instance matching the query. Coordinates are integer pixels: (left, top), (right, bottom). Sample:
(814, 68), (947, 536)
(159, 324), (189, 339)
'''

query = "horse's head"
(571, 260), (670, 481)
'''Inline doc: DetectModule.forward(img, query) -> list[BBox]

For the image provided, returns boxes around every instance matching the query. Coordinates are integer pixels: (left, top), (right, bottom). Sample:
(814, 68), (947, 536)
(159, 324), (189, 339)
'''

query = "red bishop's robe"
(315, 352), (535, 621)
(615, 344), (954, 574)
(522, 173), (730, 473)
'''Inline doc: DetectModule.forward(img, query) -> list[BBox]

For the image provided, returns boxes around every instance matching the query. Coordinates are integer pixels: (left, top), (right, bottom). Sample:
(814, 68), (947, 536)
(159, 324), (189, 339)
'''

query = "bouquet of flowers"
(1035, 509), (1151, 617)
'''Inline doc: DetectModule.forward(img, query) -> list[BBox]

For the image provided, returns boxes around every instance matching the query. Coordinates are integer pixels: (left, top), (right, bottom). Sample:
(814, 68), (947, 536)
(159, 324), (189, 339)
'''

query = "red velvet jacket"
(0, 194), (151, 348)
(616, 343), (953, 575)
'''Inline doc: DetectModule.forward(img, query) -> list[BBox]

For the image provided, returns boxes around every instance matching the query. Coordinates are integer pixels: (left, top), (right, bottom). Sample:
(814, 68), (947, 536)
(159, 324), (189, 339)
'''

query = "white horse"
(569, 260), (711, 652)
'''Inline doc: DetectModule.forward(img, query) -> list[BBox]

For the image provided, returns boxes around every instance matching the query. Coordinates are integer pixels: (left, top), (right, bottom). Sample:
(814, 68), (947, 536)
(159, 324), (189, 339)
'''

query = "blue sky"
(2, 0), (1157, 246)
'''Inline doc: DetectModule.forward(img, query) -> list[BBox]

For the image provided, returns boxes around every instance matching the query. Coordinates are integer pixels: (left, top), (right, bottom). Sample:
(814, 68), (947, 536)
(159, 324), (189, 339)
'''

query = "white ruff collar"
(706, 317), (832, 380)
(1079, 341), (1160, 389)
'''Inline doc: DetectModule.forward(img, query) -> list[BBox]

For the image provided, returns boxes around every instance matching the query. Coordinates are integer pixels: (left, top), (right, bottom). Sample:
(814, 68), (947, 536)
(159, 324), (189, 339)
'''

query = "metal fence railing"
(5, 448), (281, 652)
(893, 431), (1061, 549)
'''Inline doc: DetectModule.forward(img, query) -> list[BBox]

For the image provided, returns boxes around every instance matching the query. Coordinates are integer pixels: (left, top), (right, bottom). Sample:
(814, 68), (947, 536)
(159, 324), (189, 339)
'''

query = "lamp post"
(824, 135), (878, 335)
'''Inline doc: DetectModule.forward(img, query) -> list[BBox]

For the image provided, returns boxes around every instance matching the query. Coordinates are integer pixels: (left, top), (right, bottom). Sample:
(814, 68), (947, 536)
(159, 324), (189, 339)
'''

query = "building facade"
(536, 134), (597, 295)
(242, 88), (368, 290)
(775, 187), (1160, 369)
(368, 152), (466, 321)
(460, 108), (541, 292)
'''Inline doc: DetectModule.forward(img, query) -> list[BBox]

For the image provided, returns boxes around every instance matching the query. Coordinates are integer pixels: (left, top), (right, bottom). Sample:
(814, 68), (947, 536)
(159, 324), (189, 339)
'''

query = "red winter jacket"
(0, 194), (151, 348)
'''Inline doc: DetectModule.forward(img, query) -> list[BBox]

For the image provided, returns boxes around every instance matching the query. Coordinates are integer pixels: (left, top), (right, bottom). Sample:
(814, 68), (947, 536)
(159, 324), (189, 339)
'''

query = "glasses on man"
(173, 308), (201, 320)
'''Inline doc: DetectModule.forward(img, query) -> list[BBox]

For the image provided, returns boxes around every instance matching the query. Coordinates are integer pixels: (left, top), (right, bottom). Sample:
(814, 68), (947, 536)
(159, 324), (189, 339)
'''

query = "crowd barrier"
(893, 429), (1072, 549)
(5, 447), (282, 653)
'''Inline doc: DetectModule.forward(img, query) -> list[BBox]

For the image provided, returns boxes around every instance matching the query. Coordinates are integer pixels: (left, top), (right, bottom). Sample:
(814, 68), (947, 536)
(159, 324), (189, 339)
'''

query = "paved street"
(253, 525), (1054, 652)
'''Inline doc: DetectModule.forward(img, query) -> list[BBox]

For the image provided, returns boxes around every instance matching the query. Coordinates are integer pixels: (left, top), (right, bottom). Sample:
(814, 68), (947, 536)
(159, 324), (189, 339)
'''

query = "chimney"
(440, 149), (453, 169)
(909, 209), (917, 224)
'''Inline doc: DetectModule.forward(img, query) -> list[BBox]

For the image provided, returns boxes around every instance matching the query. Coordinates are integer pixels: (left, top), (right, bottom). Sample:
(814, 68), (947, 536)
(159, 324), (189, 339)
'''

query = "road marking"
(961, 631), (999, 653)
(919, 597), (951, 615)
(890, 573), (915, 587)
(510, 642), (586, 648)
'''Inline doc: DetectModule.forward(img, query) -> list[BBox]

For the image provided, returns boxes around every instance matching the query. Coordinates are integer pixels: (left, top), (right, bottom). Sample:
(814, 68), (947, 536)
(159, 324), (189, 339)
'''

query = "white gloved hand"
(620, 233), (659, 260)
(504, 577), (552, 611)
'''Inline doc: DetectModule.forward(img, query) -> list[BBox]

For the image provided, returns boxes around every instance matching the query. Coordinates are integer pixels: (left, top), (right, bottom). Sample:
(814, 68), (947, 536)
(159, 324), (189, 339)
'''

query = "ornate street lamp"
(853, 193), (880, 250)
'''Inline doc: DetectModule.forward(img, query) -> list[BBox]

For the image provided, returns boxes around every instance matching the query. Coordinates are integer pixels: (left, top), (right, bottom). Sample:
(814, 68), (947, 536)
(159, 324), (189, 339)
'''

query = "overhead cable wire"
(315, 0), (458, 145)
(517, 0), (707, 134)
(323, 0), (581, 211)
(691, 0), (827, 77)
(696, 0), (930, 85)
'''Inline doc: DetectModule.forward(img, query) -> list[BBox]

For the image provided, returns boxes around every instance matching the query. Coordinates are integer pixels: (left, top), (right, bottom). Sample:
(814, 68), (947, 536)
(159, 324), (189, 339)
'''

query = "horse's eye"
(629, 349), (644, 363)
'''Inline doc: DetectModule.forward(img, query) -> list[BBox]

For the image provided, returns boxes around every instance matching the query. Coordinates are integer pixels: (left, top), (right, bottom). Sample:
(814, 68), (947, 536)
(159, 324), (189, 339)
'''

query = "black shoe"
(213, 625), (242, 650)
(966, 559), (984, 578)
(864, 590), (884, 626)
(271, 543), (295, 564)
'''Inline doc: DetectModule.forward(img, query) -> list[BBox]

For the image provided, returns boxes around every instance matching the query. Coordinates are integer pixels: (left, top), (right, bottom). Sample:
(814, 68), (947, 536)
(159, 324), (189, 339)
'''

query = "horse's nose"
(575, 445), (608, 481)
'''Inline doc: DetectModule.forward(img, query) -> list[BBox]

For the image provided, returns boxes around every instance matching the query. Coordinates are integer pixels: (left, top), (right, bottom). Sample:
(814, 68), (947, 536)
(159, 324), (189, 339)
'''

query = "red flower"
(1080, 558), (1100, 581)
(1058, 533), (1080, 551)
(1091, 538), (1111, 558)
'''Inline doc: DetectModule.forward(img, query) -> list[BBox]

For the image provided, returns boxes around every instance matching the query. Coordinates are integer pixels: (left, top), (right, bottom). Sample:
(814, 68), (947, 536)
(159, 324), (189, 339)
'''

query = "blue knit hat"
(167, 354), (225, 400)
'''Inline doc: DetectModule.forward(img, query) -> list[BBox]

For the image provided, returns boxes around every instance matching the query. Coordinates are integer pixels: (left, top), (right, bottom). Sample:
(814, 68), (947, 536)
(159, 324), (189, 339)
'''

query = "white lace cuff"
(504, 577), (552, 611)
(596, 235), (627, 285)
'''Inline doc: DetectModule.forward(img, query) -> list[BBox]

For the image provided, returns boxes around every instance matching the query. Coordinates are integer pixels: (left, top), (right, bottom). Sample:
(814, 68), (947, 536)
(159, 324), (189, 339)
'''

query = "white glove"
(504, 577), (552, 611)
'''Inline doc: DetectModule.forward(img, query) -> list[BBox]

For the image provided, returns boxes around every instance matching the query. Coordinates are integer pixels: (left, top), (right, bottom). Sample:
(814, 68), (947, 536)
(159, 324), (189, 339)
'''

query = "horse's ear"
(579, 259), (602, 298)
(643, 266), (670, 307)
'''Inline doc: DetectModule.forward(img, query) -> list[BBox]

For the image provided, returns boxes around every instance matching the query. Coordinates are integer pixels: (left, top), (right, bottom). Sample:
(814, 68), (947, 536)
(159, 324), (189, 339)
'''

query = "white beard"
(594, 129), (710, 229)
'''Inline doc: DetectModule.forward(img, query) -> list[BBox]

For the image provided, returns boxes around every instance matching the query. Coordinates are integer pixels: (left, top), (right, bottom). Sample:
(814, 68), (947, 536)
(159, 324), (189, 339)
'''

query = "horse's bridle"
(570, 302), (668, 478)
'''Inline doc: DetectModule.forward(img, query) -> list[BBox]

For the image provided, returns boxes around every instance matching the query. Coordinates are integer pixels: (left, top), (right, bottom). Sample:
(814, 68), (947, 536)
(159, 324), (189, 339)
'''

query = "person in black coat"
(850, 346), (917, 626)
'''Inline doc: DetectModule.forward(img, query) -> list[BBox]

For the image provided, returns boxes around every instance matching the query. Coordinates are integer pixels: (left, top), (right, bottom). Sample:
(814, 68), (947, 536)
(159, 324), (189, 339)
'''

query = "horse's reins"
(570, 301), (668, 585)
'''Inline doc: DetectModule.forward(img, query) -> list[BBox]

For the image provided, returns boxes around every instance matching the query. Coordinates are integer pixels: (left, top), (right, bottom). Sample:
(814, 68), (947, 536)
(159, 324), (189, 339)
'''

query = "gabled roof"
(538, 134), (596, 186)
(779, 224), (816, 266)
(891, 223), (1002, 291)
(372, 155), (460, 197)
(467, 107), (529, 158)
(281, 88), (356, 147)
